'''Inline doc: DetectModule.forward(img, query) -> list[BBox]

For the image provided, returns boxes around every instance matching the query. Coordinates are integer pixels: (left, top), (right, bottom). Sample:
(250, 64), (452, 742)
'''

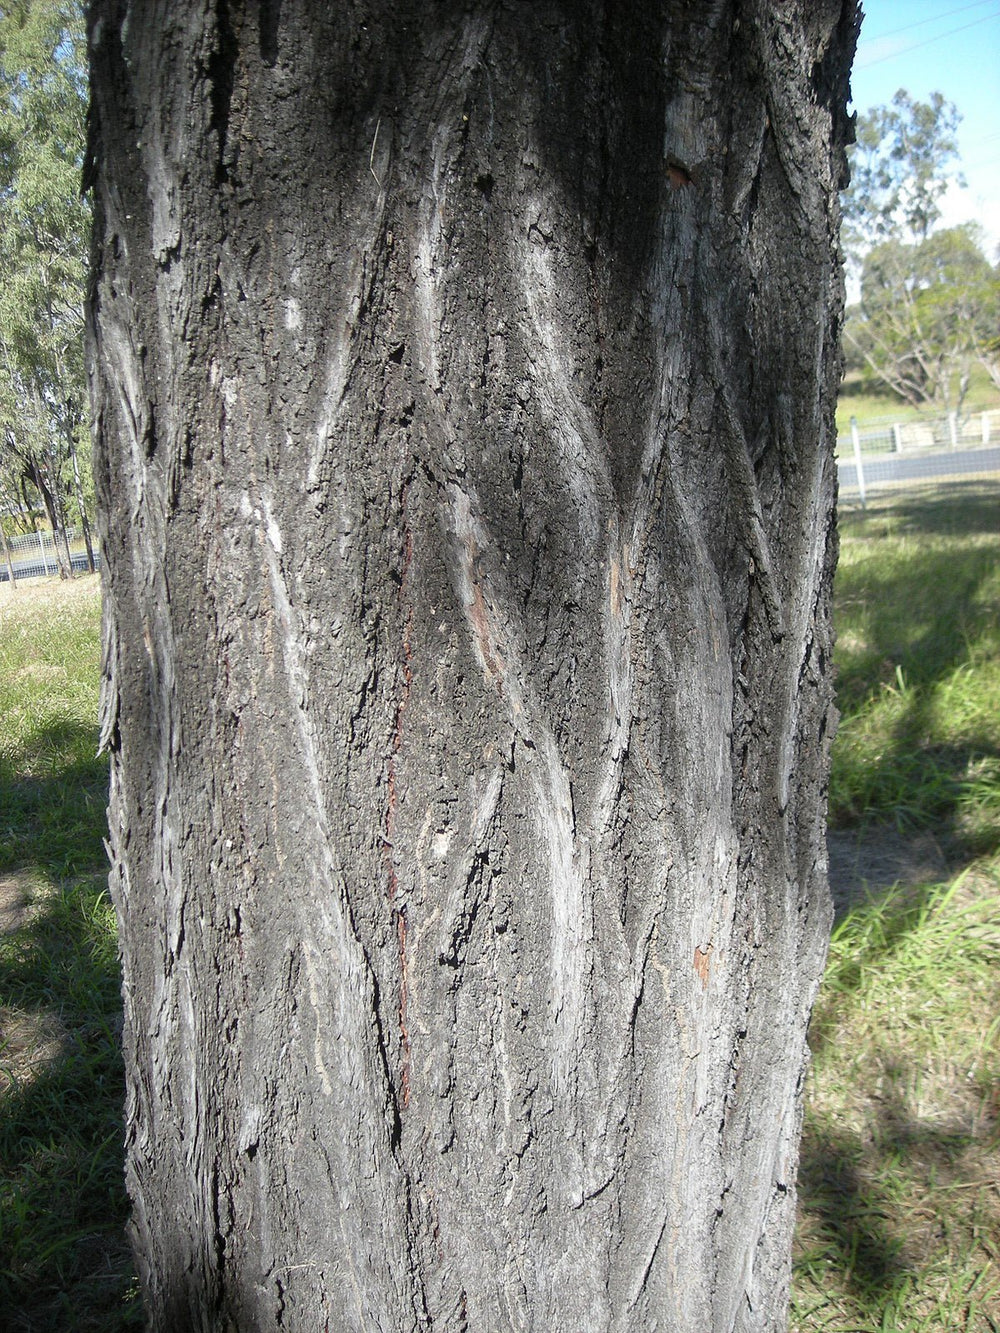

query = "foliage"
(845, 225), (1000, 416)
(843, 90), (963, 258)
(0, 0), (91, 563)
(842, 89), (999, 421)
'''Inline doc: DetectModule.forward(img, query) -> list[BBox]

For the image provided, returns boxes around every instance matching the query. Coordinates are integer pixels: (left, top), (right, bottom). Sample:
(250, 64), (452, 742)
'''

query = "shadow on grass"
(797, 857), (1000, 1326)
(797, 1124), (909, 1308)
(1, 724), (110, 881)
(796, 1091), (993, 1326)
(840, 484), (1000, 541)
(832, 488), (1000, 860)
(835, 507), (997, 710)
(0, 724), (141, 1331)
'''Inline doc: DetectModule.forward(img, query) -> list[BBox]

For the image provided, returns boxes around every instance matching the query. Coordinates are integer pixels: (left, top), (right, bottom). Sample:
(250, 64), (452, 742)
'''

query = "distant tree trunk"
(0, 515), (16, 587)
(87, 3), (857, 1330)
(23, 453), (72, 578)
(68, 422), (96, 572)
(54, 479), (75, 577)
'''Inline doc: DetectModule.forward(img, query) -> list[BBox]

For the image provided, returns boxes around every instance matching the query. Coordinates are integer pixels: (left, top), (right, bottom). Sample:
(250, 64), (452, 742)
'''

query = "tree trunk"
(0, 513), (16, 587)
(68, 418), (97, 573)
(56, 486), (75, 577)
(24, 453), (73, 578)
(87, 3), (856, 1330)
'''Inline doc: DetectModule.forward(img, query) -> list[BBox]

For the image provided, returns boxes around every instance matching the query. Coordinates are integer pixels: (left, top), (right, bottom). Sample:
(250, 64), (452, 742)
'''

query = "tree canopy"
(0, 0), (91, 567)
(843, 89), (963, 257)
(844, 89), (999, 415)
(847, 223), (999, 416)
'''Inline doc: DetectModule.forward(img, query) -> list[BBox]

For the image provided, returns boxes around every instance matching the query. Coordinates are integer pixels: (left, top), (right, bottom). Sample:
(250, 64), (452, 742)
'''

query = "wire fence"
(837, 407), (1000, 507)
(0, 525), (100, 583)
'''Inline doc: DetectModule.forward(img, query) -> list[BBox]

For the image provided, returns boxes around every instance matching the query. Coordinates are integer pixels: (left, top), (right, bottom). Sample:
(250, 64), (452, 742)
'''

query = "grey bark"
(87, 2), (857, 1330)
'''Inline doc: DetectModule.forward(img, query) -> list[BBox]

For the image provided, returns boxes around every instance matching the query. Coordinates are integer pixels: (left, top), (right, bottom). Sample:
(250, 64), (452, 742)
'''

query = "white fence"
(837, 408), (1000, 506)
(1, 526), (99, 582)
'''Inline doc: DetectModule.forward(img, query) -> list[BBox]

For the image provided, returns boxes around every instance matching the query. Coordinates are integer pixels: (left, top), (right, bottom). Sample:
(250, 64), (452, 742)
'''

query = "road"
(0, 551), (99, 582)
(838, 445), (1000, 491)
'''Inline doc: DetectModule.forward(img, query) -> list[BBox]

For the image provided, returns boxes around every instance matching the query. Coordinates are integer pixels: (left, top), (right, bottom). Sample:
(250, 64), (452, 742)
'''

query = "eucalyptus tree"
(839, 89), (1000, 416)
(0, 0), (92, 573)
(846, 224), (1000, 416)
(88, 3), (858, 1329)
(842, 89), (963, 258)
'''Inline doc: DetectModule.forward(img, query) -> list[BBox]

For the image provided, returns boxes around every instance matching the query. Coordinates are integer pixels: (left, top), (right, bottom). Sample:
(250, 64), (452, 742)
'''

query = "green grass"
(829, 485), (1000, 855)
(791, 483), (1000, 1332)
(0, 577), (141, 1331)
(837, 363), (1000, 435)
(0, 582), (109, 877)
(791, 870), (1000, 1332)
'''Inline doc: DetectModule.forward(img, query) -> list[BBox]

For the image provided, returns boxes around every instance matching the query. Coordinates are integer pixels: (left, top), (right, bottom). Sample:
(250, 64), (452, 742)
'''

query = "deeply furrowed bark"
(87, 2), (857, 1329)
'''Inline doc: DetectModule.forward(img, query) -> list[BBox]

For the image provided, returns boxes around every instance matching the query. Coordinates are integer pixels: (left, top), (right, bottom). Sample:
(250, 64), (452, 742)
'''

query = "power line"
(857, 11), (1000, 67)
(863, 0), (999, 43)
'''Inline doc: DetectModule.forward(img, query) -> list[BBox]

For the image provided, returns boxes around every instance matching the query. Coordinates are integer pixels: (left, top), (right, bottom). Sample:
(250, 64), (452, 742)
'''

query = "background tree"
(0, 462), (19, 582)
(846, 224), (1000, 416)
(87, 3), (857, 1330)
(979, 332), (1000, 394)
(842, 89), (963, 259)
(0, 0), (92, 575)
(841, 89), (1000, 419)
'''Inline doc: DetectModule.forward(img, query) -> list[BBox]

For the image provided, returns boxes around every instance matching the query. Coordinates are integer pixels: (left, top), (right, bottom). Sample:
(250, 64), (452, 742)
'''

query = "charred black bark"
(87, 3), (857, 1330)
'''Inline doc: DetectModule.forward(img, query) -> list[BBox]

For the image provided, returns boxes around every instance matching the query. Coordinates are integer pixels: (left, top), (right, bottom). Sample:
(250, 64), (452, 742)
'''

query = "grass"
(0, 576), (141, 1331)
(791, 869), (1000, 1332)
(2, 486), (998, 1331)
(791, 484), (1000, 1332)
(829, 485), (1000, 855)
(837, 364), (1000, 435)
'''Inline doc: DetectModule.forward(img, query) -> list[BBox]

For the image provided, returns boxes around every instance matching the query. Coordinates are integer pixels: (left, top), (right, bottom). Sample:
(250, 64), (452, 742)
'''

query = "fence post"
(948, 412), (958, 449)
(0, 519), (16, 587)
(983, 412), (991, 446)
(851, 415), (866, 510)
(36, 528), (49, 576)
(892, 422), (902, 453)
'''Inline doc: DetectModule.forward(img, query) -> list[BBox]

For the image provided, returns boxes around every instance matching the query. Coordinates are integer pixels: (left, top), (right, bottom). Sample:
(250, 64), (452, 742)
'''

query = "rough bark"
(87, 3), (857, 1330)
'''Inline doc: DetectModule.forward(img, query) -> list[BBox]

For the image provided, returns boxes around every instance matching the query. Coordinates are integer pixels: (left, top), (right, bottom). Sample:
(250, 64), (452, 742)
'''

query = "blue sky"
(850, 0), (1000, 254)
